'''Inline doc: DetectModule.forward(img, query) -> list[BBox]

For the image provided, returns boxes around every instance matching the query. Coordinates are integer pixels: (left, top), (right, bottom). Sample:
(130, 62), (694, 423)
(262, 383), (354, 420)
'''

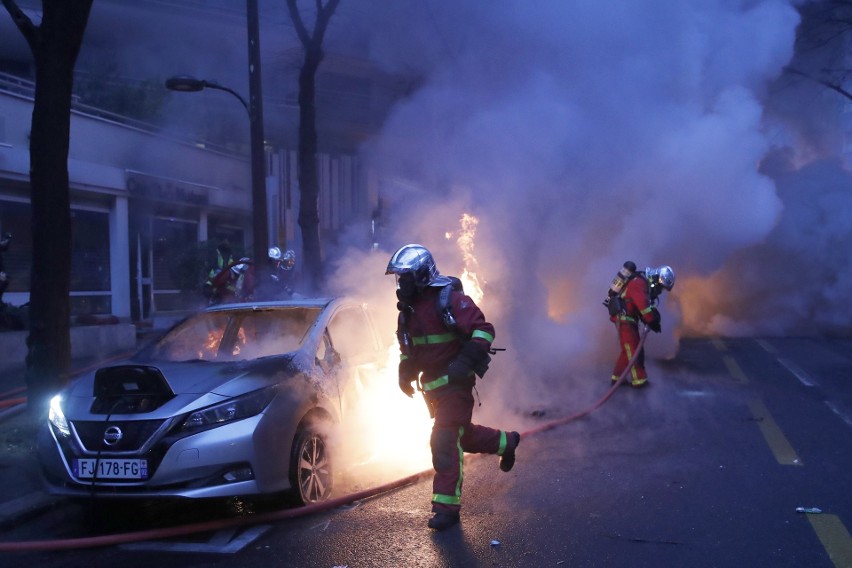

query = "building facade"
(0, 75), (370, 324)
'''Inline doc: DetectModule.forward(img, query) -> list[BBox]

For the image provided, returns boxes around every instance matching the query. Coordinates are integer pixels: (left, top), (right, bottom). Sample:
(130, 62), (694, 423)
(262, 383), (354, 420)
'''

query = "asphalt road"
(1, 337), (850, 567)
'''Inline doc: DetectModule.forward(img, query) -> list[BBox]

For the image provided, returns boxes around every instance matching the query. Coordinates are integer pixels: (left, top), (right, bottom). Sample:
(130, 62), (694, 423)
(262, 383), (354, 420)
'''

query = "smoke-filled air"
(324, 0), (852, 423)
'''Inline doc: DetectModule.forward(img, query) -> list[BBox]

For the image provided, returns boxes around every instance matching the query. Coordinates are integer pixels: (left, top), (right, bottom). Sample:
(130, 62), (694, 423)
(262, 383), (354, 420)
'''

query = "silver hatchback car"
(38, 298), (388, 505)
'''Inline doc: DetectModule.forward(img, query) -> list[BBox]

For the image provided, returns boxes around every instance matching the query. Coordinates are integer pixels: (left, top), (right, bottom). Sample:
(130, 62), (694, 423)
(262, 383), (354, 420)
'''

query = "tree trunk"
(297, 51), (324, 293)
(5, 0), (94, 415)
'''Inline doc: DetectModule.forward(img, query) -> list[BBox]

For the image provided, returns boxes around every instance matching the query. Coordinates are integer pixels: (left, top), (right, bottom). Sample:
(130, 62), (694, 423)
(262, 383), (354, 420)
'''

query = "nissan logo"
(103, 425), (123, 446)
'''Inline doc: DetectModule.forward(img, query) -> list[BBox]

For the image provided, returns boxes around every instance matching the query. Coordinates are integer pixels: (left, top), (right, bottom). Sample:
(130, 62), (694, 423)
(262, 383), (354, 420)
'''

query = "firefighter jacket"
(399, 285), (495, 391)
(610, 275), (660, 327)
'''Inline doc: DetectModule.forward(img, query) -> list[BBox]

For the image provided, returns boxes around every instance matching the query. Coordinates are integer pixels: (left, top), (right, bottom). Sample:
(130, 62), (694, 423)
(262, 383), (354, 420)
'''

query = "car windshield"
(146, 307), (322, 362)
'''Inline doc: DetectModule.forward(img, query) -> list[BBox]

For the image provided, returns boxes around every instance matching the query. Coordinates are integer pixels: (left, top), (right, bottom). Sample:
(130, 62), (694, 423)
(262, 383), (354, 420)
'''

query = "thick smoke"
(329, 0), (802, 415)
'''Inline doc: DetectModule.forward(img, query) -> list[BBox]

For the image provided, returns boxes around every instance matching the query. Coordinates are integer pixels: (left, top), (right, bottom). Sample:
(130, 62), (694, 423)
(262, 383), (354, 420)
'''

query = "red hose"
(0, 329), (650, 551)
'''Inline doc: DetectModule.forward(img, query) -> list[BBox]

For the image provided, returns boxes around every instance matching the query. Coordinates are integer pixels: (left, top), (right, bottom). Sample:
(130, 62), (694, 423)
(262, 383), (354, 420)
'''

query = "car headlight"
(181, 386), (277, 432)
(49, 394), (70, 437)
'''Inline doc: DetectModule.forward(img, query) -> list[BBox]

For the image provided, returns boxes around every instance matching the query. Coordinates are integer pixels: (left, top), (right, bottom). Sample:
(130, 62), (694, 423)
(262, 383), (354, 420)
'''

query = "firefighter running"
(386, 244), (520, 531)
(604, 261), (675, 387)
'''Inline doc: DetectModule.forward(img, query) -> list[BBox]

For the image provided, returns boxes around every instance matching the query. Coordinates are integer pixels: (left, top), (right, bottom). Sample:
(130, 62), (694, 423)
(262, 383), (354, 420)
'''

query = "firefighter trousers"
(425, 385), (509, 513)
(612, 321), (647, 385)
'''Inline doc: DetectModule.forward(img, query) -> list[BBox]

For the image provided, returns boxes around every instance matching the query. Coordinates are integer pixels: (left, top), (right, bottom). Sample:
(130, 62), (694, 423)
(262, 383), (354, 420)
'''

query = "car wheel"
(289, 424), (333, 505)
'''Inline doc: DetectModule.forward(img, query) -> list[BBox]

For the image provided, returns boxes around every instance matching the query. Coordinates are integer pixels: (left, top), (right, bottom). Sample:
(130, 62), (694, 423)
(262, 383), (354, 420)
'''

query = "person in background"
(605, 262), (675, 387)
(204, 241), (244, 304)
(386, 243), (520, 531)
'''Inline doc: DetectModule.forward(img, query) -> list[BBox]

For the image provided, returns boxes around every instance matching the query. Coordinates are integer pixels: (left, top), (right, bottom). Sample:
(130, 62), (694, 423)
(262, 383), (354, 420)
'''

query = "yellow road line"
(723, 356), (749, 384)
(712, 338), (727, 352)
(807, 514), (852, 568)
(747, 399), (802, 466)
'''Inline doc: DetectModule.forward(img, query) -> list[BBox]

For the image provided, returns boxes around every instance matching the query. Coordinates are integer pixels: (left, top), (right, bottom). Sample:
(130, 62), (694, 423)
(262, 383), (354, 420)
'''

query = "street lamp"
(165, 76), (250, 115)
(165, 73), (269, 271)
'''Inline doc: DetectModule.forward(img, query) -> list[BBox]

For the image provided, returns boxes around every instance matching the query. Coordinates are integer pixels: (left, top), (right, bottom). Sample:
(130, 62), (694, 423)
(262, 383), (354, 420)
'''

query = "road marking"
(825, 400), (852, 429)
(777, 358), (817, 387)
(118, 525), (271, 554)
(806, 514), (852, 568)
(711, 338), (727, 352)
(755, 339), (777, 354)
(723, 356), (749, 384)
(747, 399), (802, 466)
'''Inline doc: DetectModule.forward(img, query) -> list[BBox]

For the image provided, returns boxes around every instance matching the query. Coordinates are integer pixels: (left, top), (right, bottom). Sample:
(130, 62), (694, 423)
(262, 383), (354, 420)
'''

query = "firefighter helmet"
(268, 246), (282, 261)
(281, 249), (296, 270)
(385, 244), (451, 288)
(646, 265), (675, 299)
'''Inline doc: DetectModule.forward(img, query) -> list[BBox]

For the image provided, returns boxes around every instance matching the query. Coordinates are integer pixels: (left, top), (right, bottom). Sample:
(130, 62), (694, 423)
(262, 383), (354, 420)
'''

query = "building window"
(0, 199), (31, 292)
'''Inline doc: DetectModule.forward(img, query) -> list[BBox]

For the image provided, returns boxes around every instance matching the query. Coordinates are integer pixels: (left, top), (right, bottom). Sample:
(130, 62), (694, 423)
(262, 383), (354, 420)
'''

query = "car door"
(325, 304), (384, 419)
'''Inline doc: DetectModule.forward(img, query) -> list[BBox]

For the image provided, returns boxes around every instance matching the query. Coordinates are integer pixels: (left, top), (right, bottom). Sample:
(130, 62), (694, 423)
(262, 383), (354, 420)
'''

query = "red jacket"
(611, 275), (659, 326)
(401, 286), (495, 381)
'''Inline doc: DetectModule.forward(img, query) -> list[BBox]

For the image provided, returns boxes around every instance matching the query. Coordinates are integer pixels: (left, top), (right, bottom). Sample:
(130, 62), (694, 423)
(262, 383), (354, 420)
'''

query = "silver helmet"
(385, 244), (451, 288)
(646, 265), (675, 293)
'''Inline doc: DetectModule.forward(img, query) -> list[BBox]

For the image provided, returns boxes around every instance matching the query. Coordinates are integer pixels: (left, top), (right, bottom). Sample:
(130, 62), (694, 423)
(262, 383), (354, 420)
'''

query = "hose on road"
(0, 329), (650, 552)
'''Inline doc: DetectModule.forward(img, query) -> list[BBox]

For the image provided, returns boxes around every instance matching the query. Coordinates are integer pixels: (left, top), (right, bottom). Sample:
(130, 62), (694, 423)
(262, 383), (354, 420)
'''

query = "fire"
(451, 213), (484, 303)
(338, 343), (433, 480)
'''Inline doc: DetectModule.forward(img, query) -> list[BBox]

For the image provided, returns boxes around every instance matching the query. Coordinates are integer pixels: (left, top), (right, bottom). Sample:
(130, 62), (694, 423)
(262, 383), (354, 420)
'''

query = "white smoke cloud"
(337, 0), (800, 412)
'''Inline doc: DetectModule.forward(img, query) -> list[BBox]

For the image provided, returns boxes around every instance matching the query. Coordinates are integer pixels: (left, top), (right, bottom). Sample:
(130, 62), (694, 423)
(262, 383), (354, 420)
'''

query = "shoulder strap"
(436, 277), (464, 331)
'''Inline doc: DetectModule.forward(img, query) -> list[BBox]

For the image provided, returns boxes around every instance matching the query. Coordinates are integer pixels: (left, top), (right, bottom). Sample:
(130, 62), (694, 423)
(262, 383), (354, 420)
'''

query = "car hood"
(61, 354), (301, 419)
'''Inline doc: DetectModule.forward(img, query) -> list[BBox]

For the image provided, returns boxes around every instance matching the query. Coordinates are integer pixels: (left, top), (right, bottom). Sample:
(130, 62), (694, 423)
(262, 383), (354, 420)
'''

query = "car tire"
(288, 423), (334, 505)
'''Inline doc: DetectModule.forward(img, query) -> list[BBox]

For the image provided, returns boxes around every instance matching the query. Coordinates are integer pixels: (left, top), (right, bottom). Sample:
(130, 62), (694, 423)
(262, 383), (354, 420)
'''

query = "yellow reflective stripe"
(423, 375), (449, 391)
(640, 306), (655, 315)
(400, 354), (410, 361)
(432, 426), (465, 505)
(432, 493), (461, 505)
(497, 430), (507, 456)
(472, 329), (494, 343)
(455, 426), (464, 500)
(412, 333), (457, 345)
(618, 315), (636, 323)
(625, 343), (639, 381)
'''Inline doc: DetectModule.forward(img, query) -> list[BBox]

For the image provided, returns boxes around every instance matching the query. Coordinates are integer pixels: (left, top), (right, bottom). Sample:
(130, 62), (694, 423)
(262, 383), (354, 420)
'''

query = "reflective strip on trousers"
(423, 375), (449, 391)
(432, 425), (464, 506)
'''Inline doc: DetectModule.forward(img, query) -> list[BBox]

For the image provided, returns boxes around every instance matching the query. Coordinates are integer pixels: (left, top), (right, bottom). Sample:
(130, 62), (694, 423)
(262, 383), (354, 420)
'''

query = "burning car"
(38, 298), (389, 505)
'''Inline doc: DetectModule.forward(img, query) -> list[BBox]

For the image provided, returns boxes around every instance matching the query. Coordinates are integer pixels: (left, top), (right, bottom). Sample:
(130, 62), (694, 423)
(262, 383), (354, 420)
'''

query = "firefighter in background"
(0, 232), (11, 306)
(605, 261), (675, 387)
(264, 246), (297, 299)
(386, 243), (520, 531)
(203, 242), (255, 304)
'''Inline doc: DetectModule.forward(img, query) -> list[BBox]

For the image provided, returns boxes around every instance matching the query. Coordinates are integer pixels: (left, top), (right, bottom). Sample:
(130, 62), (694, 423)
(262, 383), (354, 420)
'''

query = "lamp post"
(165, 0), (269, 270)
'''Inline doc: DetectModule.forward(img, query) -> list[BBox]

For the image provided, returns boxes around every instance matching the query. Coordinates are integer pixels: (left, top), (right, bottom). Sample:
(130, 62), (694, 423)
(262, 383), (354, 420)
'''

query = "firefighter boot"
(500, 431), (521, 472)
(428, 511), (460, 531)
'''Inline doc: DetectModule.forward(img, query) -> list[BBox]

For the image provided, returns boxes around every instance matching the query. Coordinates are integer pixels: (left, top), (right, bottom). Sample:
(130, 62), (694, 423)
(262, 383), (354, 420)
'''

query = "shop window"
(71, 209), (110, 291)
(0, 199), (31, 292)
(152, 218), (198, 291)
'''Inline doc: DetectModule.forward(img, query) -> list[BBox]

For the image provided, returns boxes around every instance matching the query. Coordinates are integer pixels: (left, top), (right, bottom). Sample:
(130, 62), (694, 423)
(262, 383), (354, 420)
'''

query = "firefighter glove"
(398, 358), (417, 397)
(448, 341), (490, 382)
(398, 377), (415, 397)
(648, 320), (661, 333)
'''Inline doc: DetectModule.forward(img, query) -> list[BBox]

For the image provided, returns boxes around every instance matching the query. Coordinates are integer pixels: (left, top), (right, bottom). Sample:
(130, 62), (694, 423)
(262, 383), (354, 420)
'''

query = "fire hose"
(0, 329), (650, 552)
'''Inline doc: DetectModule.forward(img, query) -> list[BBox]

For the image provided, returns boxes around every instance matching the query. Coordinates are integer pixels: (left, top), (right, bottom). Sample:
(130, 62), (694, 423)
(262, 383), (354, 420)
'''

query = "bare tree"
(2, 0), (94, 414)
(785, 1), (852, 101)
(285, 0), (341, 293)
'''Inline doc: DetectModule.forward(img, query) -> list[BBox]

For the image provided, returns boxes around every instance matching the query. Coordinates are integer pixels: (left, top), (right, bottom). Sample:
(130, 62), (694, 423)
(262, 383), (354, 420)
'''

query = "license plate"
(73, 458), (148, 480)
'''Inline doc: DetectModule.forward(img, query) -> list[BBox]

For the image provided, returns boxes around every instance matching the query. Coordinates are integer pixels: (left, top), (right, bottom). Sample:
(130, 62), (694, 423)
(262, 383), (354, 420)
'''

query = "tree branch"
(785, 65), (852, 101)
(286, 0), (312, 47)
(1, 0), (38, 50)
